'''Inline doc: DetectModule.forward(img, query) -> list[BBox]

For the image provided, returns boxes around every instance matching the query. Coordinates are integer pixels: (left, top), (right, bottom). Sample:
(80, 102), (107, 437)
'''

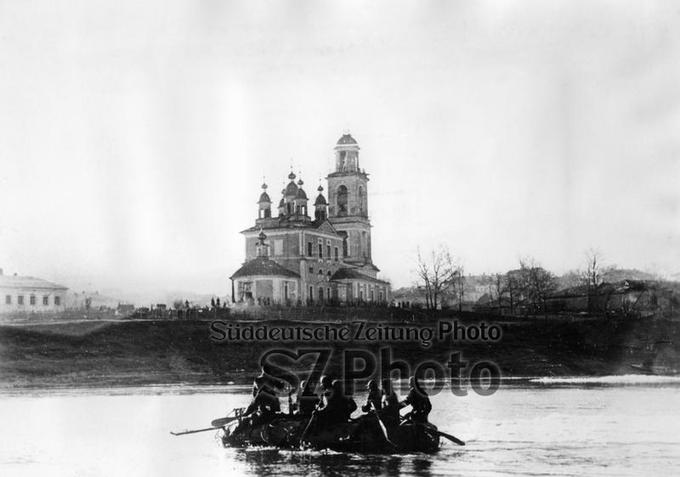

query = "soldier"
(399, 376), (432, 423)
(380, 378), (400, 427)
(361, 379), (382, 413)
(294, 380), (319, 417)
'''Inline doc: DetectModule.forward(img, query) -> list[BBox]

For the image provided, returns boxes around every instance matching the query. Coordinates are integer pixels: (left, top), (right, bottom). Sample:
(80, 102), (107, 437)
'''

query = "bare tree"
(451, 265), (466, 311)
(492, 273), (506, 312)
(581, 249), (604, 288)
(518, 257), (557, 314)
(581, 249), (605, 312)
(416, 245), (457, 310)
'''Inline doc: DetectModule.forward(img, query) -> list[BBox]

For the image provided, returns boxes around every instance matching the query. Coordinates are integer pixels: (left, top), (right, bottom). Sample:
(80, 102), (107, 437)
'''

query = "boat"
(219, 411), (442, 454)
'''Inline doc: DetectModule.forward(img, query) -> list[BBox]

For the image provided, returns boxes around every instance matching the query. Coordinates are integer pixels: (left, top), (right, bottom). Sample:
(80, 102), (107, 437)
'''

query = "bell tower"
(327, 133), (375, 272)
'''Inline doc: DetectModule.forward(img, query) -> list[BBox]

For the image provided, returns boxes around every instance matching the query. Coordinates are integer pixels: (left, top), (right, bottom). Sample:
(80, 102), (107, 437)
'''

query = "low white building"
(0, 269), (68, 314)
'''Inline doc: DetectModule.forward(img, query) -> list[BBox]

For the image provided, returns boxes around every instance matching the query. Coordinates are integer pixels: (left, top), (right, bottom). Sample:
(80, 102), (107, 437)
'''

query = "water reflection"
(235, 448), (434, 477)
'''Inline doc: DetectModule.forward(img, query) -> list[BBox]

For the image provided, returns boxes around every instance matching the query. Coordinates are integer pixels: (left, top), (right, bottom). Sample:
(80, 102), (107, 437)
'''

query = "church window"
(5, 295), (11, 304)
(334, 247), (339, 261)
(30, 295), (36, 305)
(18, 295), (24, 305)
(318, 243), (323, 258)
(43, 296), (49, 305)
(358, 186), (364, 214)
(307, 242), (313, 257)
(326, 245), (331, 258)
(54, 296), (61, 306)
(309, 266), (314, 273)
(337, 185), (348, 214)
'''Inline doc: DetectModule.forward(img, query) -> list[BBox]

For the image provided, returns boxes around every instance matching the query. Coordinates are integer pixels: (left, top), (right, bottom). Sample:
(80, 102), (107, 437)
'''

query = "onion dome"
(258, 183), (270, 203)
(285, 180), (298, 196)
(295, 187), (308, 200)
(278, 197), (285, 207)
(337, 133), (358, 145)
(314, 185), (327, 206)
(288, 171), (296, 181)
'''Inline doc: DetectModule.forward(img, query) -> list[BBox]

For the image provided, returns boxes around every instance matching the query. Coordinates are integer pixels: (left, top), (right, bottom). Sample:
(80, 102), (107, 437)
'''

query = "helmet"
(321, 375), (333, 389)
(366, 379), (378, 390)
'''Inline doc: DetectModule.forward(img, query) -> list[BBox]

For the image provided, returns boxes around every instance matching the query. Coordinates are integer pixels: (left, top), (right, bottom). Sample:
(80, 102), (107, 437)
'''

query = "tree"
(518, 258), (557, 314)
(581, 249), (604, 288)
(451, 265), (466, 311)
(491, 273), (507, 311)
(580, 249), (605, 312)
(415, 245), (457, 310)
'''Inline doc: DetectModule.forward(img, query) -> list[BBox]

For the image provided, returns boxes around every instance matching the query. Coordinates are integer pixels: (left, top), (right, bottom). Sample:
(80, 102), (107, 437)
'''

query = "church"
(230, 133), (391, 306)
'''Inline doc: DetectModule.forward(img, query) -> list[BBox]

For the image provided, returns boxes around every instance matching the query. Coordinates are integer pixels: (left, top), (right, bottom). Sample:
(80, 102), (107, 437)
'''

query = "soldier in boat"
(317, 379), (357, 426)
(318, 375), (334, 408)
(361, 379), (382, 413)
(241, 373), (283, 425)
(292, 379), (319, 417)
(380, 378), (401, 428)
(399, 376), (432, 423)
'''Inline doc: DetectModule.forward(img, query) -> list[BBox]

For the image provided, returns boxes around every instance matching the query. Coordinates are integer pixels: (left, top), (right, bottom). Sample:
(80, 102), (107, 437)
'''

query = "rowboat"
(219, 412), (442, 454)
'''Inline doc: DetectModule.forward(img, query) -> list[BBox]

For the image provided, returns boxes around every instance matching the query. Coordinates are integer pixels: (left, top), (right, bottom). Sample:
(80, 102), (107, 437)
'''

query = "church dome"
(314, 193), (327, 206)
(337, 133), (358, 145)
(285, 181), (298, 196)
(295, 188), (308, 200)
(258, 191), (271, 203)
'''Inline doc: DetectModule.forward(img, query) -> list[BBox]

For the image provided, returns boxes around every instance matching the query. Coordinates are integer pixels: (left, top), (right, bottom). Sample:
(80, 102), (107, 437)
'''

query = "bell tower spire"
(326, 132), (374, 270)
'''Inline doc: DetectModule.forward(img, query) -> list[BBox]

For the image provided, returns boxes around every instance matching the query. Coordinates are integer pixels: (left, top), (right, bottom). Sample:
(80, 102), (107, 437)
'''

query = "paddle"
(400, 414), (465, 446)
(298, 409), (318, 444)
(427, 428), (465, 446)
(170, 426), (222, 436)
(370, 403), (398, 450)
(210, 416), (241, 427)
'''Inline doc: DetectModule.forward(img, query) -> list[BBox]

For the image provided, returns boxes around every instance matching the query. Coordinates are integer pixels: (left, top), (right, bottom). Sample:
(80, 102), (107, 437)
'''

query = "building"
(0, 268), (68, 314)
(230, 133), (390, 305)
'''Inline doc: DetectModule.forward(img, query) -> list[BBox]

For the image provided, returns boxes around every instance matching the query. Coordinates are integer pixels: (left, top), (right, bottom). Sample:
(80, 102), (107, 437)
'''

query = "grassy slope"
(1, 314), (678, 389)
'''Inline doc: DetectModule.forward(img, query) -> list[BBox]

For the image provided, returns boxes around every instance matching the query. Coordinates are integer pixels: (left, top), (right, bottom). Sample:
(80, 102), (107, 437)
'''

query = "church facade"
(230, 133), (390, 306)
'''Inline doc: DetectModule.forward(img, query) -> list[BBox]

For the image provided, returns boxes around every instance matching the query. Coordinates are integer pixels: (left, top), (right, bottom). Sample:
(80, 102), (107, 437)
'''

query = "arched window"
(358, 186), (364, 214)
(337, 185), (348, 215)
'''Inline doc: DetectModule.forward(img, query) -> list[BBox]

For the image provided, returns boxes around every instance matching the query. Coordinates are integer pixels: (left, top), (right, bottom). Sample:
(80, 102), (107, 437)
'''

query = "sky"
(0, 0), (679, 297)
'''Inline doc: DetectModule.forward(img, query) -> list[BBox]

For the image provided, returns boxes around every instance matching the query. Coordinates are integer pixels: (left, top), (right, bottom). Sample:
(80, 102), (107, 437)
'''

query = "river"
(1, 377), (679, 476)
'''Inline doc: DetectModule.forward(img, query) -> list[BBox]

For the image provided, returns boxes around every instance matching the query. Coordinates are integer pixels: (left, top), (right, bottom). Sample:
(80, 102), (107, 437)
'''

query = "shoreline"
(1, 314), (679, 391)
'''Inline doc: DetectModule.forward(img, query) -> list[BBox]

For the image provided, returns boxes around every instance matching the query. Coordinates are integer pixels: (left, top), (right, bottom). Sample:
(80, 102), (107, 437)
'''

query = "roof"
(330, 268), (389, 285)
(231, 257), (301, 279)
(314, 193), (327, 206)
(337, 134), (358, 145)
(258, 191), (271, 203)
(0, 274), (68, 291)
(284, 181), (298, 196)
(295, 188), (308, 200)
(241, 217), (338, 234)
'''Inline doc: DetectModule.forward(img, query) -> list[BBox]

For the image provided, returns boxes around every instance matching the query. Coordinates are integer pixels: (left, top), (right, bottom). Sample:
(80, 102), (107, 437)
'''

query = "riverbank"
(1, 312), (678, 390)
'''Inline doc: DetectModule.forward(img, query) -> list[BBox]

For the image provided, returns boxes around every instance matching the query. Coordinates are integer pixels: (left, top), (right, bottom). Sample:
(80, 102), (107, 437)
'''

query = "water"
(1, 378), (679, 476)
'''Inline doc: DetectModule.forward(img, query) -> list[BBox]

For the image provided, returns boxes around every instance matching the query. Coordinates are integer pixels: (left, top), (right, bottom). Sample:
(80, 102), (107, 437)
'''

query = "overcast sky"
(1, 0), (679, 295)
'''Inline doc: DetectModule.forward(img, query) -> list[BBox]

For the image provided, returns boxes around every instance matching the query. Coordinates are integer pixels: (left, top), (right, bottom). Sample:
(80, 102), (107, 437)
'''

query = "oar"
(400, 414), (465, 446)
(428, 428), (465, 446)
(371, 403), (398, 450)
(299, 408), (318, 445)
(170, 426), (221, 436)
(210, 416), (240, 427)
